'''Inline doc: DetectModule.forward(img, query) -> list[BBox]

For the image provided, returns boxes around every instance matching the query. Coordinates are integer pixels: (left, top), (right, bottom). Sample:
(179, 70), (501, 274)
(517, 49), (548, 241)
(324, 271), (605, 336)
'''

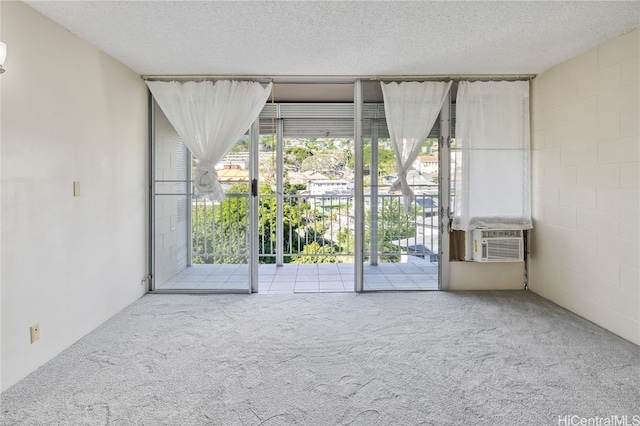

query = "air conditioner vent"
(472, 229), (524, 262)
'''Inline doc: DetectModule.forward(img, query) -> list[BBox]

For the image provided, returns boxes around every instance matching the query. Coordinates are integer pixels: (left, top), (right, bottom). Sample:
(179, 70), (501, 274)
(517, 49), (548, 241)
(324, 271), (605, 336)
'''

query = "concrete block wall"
(530, 29), (640, 344)
(153, 104), (188, 286)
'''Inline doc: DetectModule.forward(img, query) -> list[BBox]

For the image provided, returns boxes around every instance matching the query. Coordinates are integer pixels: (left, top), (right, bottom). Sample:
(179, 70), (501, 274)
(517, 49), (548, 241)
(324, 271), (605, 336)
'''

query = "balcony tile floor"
(157, 259), (438, 293)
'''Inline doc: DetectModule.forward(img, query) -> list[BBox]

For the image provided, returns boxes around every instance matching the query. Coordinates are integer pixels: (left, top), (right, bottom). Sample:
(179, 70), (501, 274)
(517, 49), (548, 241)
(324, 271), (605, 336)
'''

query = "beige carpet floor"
(1, 291), (639, 425)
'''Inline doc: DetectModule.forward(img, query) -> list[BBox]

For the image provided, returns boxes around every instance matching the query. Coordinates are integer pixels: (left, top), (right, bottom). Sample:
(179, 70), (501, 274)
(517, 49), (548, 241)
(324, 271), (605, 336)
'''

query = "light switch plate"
(30, 323), (40, 343)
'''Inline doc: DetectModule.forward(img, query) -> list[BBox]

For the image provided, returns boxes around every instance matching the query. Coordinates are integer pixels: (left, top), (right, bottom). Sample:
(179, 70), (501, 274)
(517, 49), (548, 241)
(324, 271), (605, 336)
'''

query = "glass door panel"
(256, 133), (356, 293)
(151, 101), (250, 292)
(256, 91), (356, 293)
(361, 80), (440, 291)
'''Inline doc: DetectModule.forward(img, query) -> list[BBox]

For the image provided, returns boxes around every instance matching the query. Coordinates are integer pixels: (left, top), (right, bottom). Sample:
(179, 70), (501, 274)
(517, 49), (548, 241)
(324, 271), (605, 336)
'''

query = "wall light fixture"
(0, 42), (7, 74)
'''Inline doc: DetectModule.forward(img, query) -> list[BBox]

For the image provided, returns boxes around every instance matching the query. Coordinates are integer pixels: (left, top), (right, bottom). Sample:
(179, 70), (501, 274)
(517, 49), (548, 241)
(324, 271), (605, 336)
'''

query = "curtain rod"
(142, 74), (536, 83)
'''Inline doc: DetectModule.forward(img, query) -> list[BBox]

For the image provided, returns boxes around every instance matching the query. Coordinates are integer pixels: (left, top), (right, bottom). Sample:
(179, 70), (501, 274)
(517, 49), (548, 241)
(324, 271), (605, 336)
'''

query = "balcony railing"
(191, 189), (439, 265)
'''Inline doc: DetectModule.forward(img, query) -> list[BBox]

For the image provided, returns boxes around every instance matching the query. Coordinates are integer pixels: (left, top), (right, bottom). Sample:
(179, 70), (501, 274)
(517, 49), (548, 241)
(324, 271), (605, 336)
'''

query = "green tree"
(229, 138), (249, 154)
(375, 197), (415, 251)
(301, 154), (340, 176)
(285, 147), (314, 165)
(336, 197), (417, 263)
(350, 145), (397, 177)
(193, 183), (315, 264)
(284, 182), (307, 194)
(256, 186), (310, 264)
(192, 185), (250, 264)
(293, 241), (338, 264)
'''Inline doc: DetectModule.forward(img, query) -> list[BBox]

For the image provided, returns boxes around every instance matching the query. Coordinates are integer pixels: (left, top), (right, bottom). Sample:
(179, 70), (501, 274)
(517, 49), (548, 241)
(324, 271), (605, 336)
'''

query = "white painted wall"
(1, 1), (148, 391)
(450, 261), (524, 290)
(529, 29), (640, 345)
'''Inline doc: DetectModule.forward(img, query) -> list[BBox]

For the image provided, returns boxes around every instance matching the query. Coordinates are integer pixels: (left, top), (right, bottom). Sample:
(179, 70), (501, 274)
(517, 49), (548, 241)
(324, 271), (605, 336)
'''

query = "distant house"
(308, 180), (352, 195)
(217, 164), (249, 187)
(414, 156), (438, 174)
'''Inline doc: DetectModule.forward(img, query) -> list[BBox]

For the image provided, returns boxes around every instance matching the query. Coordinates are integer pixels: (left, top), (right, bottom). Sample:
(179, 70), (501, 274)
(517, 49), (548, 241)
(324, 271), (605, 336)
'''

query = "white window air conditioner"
(472, 229), (524, 262)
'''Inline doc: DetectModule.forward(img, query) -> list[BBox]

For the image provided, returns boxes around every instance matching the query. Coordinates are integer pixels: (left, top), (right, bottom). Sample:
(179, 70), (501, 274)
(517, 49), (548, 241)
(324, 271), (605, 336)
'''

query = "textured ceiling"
(24, 1), (640, 77)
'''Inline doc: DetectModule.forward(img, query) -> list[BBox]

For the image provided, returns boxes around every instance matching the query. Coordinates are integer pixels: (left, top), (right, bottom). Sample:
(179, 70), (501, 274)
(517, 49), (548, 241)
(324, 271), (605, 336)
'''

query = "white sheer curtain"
(452, 81), (532, 231)
(147, 80), (273, 201)
(381, 81), (452, 214)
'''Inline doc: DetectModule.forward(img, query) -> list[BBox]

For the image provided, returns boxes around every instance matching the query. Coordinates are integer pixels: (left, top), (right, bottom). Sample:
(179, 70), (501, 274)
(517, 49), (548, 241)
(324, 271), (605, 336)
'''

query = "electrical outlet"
(30, 323), (40, 343)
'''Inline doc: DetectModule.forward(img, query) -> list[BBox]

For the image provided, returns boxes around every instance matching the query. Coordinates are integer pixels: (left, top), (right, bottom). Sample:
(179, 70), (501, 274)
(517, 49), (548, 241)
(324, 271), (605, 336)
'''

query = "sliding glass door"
(150, 100), (252, 293)
(359, 80), (448, 291)
(256, 92), (356, 293)
(148, 80), (449, 293)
